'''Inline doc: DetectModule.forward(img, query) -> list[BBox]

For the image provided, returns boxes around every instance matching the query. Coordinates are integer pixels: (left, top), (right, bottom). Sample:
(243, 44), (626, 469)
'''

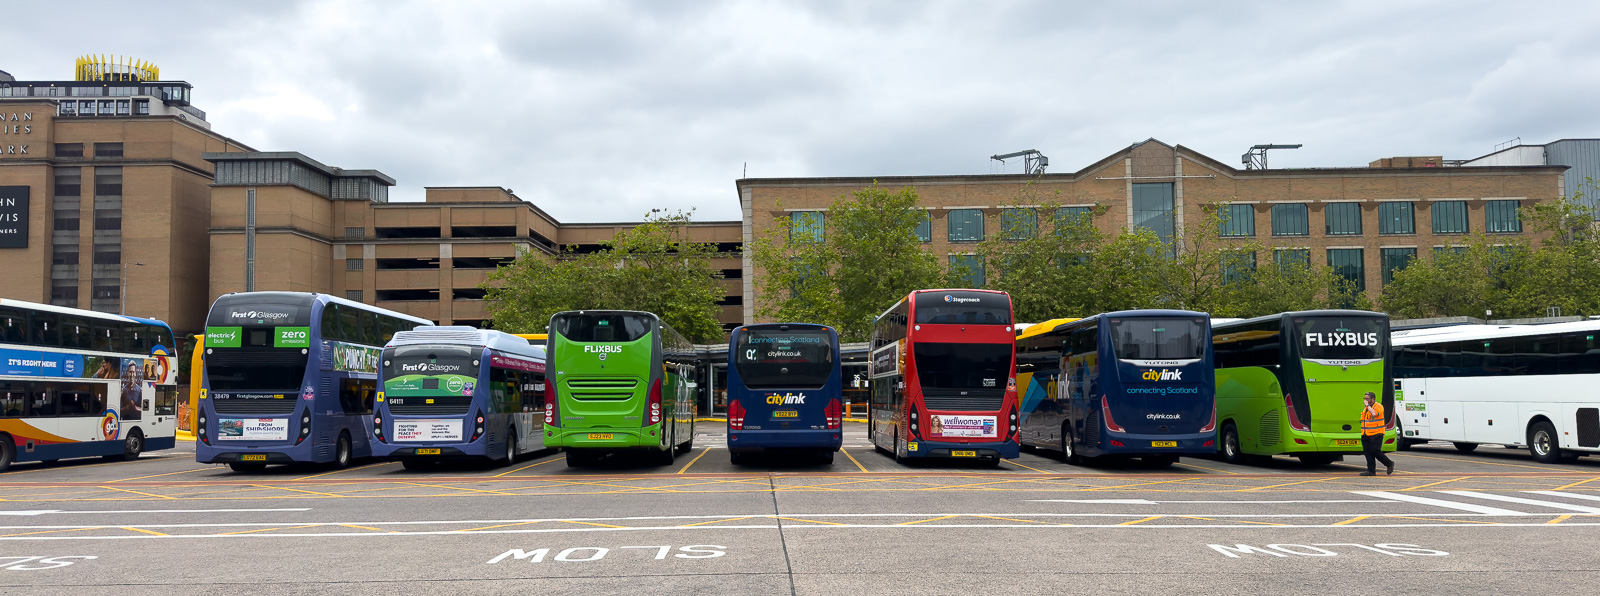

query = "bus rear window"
(552, 313), (653, 343)
(1296, 317), (1384, 361)
(1110, 318), (1205, 361)
(735, 329), (834, 389)
(913, 291), (1012, 325)
(913, 342), (1011, 394)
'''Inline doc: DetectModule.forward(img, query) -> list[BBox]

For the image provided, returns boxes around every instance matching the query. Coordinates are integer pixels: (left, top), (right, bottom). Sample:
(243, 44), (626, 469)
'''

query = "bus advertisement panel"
(1212, 310), (1393, 466)
(195, 292), (432, 472)
(545, 310), (696, 467)
(375, 327), (547, 470)
(869, 289), (1019, 465)
(1016, 311), (1215, 466)
(0, 300), (180, 471)
(726, 323), (843, 465)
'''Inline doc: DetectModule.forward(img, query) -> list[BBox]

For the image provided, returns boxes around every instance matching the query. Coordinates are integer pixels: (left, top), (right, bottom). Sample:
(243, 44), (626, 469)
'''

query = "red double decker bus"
(869, 289), (1019, 465)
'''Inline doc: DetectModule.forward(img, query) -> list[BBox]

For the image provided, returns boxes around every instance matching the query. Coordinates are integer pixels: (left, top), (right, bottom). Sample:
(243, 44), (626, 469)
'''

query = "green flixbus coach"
(1212, 310), (1395, 466)
(544, 310), (696, 467)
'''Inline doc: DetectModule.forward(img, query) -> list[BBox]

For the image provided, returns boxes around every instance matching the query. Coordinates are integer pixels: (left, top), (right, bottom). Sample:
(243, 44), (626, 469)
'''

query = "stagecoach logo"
(1141, 369), (1183, 381)
(766, 393), (806, 405)
(943, 295), (980, 303)
(1304, 332), (1380, 347)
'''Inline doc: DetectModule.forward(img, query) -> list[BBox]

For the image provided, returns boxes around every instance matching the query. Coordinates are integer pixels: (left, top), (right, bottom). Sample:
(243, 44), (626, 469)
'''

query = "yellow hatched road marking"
(99, 486), (176, 500)
(676, 449), (712, 474)
(1238, 477), (1340, 492)
(219, 524), (324, 536)
(775, 516), (847, 526)
(1548, 515), (1573, 525)
(493, 456), (565, 477)
(560, 520), (626, 529)
(459, 520), (544, 533)
(339, 524), (387, 532)
(1332, 515), (1370, 526)
(0, 526), (105, 538)
(1402, 476), (1471, 491)
(897, 515), (960, 526)
(1390, 516), (1498, 525)
(401, 483), (517, 496)
(1553, 476), (1600, 491)
(1119, 516), (1163, 526)
(122, 526), (168, 536)
(1088, 478), (1199, 491)
(840, 449), (870, 473)
(970, 515), (1049, 524)
(292, 461), (395, 481)
(679, 516), (758, 527)
(108, 468), (212, 482)
(1002, 460), (1052, 474)
(249, 484), (349, 498)
(1398, 452), (1562, 471)
(1172, 461), (1239, 475)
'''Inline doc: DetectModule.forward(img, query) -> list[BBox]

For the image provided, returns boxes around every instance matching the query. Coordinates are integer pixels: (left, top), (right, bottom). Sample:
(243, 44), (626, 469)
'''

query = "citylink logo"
(766, 393), (806, 405)
(583, 345), (624, 354)
(1146, 413), (1183, 420)
(943, 295), (980, 303)
(1141, 368), (1183, 381)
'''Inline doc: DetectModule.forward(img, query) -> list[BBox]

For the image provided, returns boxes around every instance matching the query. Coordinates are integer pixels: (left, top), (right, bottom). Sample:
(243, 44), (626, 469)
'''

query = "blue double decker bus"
(726, 323), (843, 465)
(196, 292), (433, 472)
(1014, 310), (1215, 466)
(376, 327), (547, 470)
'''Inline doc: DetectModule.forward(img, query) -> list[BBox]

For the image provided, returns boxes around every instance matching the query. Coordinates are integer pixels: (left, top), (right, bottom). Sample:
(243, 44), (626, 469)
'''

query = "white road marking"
(1440, 491), (1600, 514)
(1351, 491), (1526, 516)
(1526, 491), (1600, 503)
(0, 509), (310, 517)
(1029, 499), (1391, 505)
(1028, 499), (1157, 504)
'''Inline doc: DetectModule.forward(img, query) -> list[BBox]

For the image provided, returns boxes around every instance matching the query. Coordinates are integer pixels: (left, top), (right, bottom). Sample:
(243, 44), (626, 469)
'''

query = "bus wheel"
(0, 435), (13, 473)
(729, 449), (746, 466)
(228, 462), (266, 473)
(331, 433), (352, 469)
(1453, 442), (1479, 453)
(1528, 421), (1563, 464)
(106, 429), (144, 462)
(496, 427), (518, 466)
(1220, 423), (1245, 465)
(1060, 427), (1082, 465)
(816, 450), (835, 465)
(675, 434), (694, 455)
(893, 433), (910, 466)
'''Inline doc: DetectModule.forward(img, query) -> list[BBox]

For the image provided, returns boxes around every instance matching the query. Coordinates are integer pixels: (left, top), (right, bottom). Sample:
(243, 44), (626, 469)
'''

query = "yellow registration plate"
(1151, 441), (1177, 448)
(587, 433), (614, 440)
(1333, 439), (1359, 446)
(773, 410), (798, 418)
(951, 450), (977, 457)
(241, 454), (267, 461)
(415, 448), (441, 455)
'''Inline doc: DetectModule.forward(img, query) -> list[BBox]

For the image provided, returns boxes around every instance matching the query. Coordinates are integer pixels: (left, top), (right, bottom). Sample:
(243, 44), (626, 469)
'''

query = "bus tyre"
(106, 429), (144, 462)
(1528, 421), (1563, 464)
(496, 427), (518, 466)
(1220, 423), (1245, 465)
(1453, 442), (1478, 453)
(332, 433), (352, 469)
(817, 450), (835, 465)
(0, 435), (13, 473)
(729, 449), (746, 466)
(893, 433), (910, 466)
(676, 435), (694, 455)
(1061, 426), (1082, 465)
(228, 462), (266, 473)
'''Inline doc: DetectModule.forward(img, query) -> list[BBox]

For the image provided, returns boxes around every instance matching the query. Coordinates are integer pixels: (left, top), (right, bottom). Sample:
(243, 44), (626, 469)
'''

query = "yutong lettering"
(1304, 332), (1379, 347)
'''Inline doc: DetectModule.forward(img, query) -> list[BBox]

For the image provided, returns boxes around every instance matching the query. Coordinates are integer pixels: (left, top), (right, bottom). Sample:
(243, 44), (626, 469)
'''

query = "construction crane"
(1242, 144), (1302, 170)
(991, 149), (1049, 175)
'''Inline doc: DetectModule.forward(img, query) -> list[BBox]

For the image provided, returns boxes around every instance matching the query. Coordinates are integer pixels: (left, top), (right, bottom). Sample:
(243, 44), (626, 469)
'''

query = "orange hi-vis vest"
(1361, 403), (1386, 436)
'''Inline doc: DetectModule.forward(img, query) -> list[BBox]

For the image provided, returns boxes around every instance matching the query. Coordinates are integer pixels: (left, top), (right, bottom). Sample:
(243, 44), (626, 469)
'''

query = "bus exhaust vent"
(392, 329), (492, 344)
(1259, 410), (1281, 447)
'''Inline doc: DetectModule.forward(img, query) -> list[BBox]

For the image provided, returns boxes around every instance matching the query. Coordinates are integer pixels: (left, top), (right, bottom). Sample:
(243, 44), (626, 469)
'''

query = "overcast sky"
(7, 1), (1597, 221)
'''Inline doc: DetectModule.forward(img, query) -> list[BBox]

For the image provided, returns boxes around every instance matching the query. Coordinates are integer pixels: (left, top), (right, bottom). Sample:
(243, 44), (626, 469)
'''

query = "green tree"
(748, 183), (951, 342)
(483, 210), (726, 342)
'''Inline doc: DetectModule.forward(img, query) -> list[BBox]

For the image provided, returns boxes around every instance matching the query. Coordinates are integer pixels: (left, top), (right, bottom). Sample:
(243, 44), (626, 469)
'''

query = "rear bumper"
(373, 442), (486, 459)
(1089, 432), (1214, 457)
(1280, 430), (1397, 453)
(905, 439), (1019, 459)
(546, 426), (659, 449)
(728, 428), (841, 451)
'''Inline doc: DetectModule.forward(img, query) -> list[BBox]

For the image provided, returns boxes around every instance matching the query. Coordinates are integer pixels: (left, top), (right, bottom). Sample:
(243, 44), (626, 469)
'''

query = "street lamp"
(120, 262), (144, 315)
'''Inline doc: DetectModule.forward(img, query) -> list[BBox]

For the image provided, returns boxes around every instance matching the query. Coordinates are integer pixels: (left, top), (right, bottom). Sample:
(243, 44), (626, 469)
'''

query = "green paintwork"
(385, 374), (478, 397)
(546, 328), (695, 453)
(1215, 359), (1394, 456)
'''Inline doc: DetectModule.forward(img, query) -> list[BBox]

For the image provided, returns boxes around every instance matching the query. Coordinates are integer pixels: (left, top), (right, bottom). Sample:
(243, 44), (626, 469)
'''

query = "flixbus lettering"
(583, 345), (624, 354)
(1303, 332), (1380, 347)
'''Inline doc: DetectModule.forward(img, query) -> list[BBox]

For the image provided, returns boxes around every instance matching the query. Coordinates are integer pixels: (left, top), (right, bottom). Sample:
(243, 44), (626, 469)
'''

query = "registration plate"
(1151, 441), (1177, 448)
(1333, 439), (1359, 446)
(415, 448), (441, 455)
(588, 433), (614, 440)
(951, 450), (977, 457)
(241, 454), (267, 461)
(773, 410), (798, 418)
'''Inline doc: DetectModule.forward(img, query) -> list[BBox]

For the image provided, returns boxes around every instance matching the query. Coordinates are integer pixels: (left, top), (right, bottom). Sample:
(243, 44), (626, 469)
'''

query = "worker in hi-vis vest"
(1359, 391), (1394, 476)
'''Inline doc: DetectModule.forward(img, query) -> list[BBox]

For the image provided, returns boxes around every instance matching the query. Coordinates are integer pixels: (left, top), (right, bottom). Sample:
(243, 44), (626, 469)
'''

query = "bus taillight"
(373, 415), (385, 443)
(1199, 405), (1217, 433)
(908, 404), (922, 441)
(647, 378), (663, 426)
(295, 412), (311, 445)
(472, 413), (485, 441)
(1284, 394), (1309, 431)
(545, 398), (558, 428)
(728, 400), (745, 430)
(198, 413), (209, 445)
(1007, 407), (1019, 442)
(825, 399), (842, 430)
(1101, 395), (1126, 433)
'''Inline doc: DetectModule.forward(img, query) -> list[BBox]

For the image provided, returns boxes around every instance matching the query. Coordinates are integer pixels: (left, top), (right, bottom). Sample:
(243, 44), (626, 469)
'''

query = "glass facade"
(1131, 183), (1175, 246)
(1432, 201), (1469, 234)
(1325, 203), (1362, 235)
(1271, 203), (1310, 236)
(948, 209), (985, 242)
(1000, 209), (1036, 241)
(1381, 248), (1417, 284)
(1378, 202), (1415, 235)
(913, 211), (932, 242)
(1274, 248), (1311, 271)
(1328, 248), (1365, 292)
(790, 211), (824, 243)
(1218, 204), (1255, 237)
(1485, 200), (1522, 233)
(949, 254), (985, 287)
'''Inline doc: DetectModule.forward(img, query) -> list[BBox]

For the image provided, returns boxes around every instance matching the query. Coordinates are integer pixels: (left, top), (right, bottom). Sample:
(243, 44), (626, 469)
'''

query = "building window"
(94, 167), (122, 196)
(1274, 248), (1311, 271)
(1378, 202), (1415, 235)
(913, 211), (932, 243)
(53, 167), (81, 196)
(1432, 200), (1469, 234)
(345, 290), (364, 302)
(1271, 203), (1310, 236)
(1327, 248), (1365, 292)
(1218, 204), (1255, 237)
(54, 216), (80, 231)
(98, 100), (114, 116)
(54, 143), (84, 158)
(1433, 245), (1467, 259)
(1000, 208), (1037, 241)
(115, 100), (130, 116)
(92, 247), (120, 265)
(93, 214), (121, 230)
(1132, 183), (1175, 247)
(1325, 203), (1363, 236)
(949, 254), (985, 287)
(1221, 251), (1256, 285)
(94, 143), (123, 159)
(58, 101), (75, 116)
(134, 99), (149, 115)
(50, 283), (78, 307)
(1485, 200), (1522, 233)
(344, 227), (365, 239)
(52, 248), (79, 265)
(790, 211), (824, 243)
(346, 259), (364, 271)
(947, 209), (985, 243)
(1381, 248), (1417, 285)
(1055, 206), (1092, 227)
(92, 285), (119, 300)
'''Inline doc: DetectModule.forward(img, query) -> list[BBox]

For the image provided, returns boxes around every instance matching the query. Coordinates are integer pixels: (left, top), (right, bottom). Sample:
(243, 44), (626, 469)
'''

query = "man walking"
(1359, 391), (1394, 476)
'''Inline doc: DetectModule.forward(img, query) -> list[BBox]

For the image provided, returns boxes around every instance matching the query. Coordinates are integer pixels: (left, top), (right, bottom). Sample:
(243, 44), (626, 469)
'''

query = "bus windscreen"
(913, 291), (1012, 325)
(913, 342), (1010, 396)
(1295, 317), (1384, 361)
(735, 329), (833, 389)
(1110, 318), (1206, 360)
(384, 345), (477, 394)
(552, 313), (652, 343)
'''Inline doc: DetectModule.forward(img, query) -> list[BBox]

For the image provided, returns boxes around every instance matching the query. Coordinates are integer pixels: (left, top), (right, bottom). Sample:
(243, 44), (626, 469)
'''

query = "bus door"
(1396, 378), (1428, 440)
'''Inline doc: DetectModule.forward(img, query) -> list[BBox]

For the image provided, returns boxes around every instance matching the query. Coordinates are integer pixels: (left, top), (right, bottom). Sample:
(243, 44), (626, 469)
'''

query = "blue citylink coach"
(1015, 310), (1216, 466)
(726, 323), (843, 465)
